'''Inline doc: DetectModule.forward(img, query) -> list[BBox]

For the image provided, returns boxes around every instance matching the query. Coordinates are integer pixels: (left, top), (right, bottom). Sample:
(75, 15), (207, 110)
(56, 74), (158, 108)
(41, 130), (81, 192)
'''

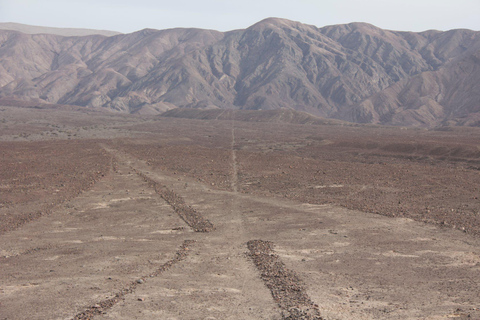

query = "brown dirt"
(1, 106), (480, 319)
(0, 139), (111, 234)
(73, 240), (195, 320)
(113, 117), (480, 237)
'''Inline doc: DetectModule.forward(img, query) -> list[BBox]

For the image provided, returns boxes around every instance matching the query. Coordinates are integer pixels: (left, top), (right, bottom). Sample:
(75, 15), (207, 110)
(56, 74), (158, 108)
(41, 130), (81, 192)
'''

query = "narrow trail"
(227, 112), (323, 319)
(228, 110), (251, 316)
(230, 110), (239, 193)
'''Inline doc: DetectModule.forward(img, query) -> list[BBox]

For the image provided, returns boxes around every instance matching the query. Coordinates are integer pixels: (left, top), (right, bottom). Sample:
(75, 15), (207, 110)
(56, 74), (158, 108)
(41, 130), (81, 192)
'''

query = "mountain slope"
(346, 48), (480, 126)
(0, 18), (479, 126)
(0, 22), (121, 37)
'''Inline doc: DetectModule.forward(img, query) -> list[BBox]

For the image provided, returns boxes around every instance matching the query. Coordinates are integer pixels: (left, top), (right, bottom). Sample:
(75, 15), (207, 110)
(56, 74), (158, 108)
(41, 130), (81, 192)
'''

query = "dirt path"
(1, 146), (480, 319)
(97, 146), (282, 319)
(231, 111), (239, 193)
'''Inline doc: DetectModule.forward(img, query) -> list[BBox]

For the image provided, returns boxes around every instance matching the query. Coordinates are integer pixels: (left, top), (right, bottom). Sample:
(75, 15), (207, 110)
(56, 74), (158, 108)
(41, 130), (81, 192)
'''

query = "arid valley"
(1, 102), (479, 319)
(1, 13), (480, 319)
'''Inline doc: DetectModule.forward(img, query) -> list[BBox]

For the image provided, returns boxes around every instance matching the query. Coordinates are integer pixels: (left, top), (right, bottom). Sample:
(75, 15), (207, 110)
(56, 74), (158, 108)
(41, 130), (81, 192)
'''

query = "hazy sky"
(1, 0), (479, 33)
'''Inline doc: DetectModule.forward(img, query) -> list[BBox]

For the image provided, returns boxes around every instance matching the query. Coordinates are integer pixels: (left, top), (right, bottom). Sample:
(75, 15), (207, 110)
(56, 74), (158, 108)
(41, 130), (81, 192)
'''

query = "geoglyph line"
(73, 240), (195, 320)
(136, 170), (215, 232)
(101, 145), (214, 233)
(247, 240), (323, 320)
(231, 111), (238, 193)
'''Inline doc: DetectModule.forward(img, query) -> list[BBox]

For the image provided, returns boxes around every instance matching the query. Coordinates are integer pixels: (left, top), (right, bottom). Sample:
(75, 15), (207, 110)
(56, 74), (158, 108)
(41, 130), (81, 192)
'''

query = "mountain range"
(0, 22), (121, 37)
(0, 19), (479, 127)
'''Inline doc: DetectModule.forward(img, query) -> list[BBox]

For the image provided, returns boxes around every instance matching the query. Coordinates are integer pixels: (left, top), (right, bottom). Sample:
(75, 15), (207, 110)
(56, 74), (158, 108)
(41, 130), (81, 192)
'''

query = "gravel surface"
(113, 121), (480, 237)
(73, 240), (195, 320)
(0, 140), (111, 234)
(247, 240), (323, 320)
(137, 170), (214, 232)
(2, 107), (480, 319)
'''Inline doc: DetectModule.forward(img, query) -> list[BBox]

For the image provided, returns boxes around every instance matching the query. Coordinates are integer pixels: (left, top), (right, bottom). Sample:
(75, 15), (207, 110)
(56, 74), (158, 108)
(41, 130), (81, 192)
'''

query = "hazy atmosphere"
(1, 0), (479, 33)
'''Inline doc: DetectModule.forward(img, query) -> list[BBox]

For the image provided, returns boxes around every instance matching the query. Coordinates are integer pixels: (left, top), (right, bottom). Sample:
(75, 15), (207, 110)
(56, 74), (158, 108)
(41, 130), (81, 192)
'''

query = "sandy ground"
(1, 106), (480, 319)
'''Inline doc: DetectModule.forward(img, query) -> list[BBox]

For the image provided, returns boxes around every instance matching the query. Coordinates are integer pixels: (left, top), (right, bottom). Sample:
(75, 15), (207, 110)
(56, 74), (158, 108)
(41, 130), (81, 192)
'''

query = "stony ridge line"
(72, 240), (195, 320)
(247, 240), (323, 320)
(136, 170), (215, 232)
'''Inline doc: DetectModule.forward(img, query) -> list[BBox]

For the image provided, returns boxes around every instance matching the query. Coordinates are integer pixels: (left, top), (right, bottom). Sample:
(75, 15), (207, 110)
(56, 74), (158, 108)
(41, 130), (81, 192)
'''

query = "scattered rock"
(247, 240), (323, 319)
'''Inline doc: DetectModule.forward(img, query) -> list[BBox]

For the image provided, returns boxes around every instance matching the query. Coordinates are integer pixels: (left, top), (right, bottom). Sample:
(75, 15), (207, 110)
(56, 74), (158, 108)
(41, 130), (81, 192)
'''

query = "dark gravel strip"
(0, 208), (49, 235)
(0, 155), (114, 236)
(137, 171), (215, 232)
(247, 240), (323, 320)
(73, 239), (195, 320)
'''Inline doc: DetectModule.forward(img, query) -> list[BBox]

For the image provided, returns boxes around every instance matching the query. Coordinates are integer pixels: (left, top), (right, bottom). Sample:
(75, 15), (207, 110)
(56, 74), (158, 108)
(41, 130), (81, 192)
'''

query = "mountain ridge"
(0, 22), (121, 37)
(0, 18), (479, 127)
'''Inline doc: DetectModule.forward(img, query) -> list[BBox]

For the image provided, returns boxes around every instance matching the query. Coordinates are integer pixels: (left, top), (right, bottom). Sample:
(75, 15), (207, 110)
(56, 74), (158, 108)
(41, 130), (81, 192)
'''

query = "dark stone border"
(247, 240), (323, 320)
(73, 239), (195, 320)
(137, 171), (215, 232)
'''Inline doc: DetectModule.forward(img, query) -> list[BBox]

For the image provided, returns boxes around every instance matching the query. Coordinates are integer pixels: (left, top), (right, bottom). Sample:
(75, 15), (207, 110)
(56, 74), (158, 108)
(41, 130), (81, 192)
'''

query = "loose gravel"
(73, 240), (195, 320)
(247, 240), (323, 320)
(137, 171), (215, 232)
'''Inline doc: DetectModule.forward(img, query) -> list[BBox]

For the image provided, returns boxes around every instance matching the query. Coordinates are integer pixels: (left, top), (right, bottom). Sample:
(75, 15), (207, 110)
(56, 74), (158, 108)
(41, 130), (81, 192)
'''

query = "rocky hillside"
(0, 23), (121, 37)
(1, 18), (479, 126)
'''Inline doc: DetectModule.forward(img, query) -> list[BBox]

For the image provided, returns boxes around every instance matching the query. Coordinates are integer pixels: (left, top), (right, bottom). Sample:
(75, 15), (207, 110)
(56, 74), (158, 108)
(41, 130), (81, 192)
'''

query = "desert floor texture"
(1, 105), (480, 319)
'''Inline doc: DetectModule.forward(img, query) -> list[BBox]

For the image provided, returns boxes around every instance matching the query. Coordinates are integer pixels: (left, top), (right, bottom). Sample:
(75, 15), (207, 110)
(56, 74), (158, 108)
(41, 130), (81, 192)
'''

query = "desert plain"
(1, 103), (480, 319)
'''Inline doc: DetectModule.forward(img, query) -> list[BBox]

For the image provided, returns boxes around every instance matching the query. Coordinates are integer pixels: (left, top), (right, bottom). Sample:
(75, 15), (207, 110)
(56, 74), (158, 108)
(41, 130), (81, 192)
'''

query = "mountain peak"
(249, 17), (303, 29)
(344, 22), (381, 31)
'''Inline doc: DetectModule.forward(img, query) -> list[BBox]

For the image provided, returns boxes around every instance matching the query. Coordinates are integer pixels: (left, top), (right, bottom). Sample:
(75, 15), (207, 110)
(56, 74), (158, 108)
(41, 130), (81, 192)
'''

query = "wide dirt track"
(1, 105), (480, 319)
